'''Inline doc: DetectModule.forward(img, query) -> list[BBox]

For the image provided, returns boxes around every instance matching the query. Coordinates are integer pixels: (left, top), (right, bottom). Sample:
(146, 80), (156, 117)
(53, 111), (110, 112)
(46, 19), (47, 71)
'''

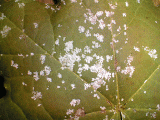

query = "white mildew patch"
(71, 84), (76, 90)
(157, 104), (160, 111)
(33, 71), (39, 81)
(66, 109), (74, 115)
(47, 77), (52, 82)
(55, 38), (59, 46)
(143, 46), (158, 60)
(94, 0), (99, 3)
(100, 106), (106, 110)
(18, 3), (25, 8)
(22, 82), (27, 86)
(84, 83), (91, 90)
(40, 55), (46, 64)
(93, 93), (100, 99)
(137, 0), (140, 3)
(1, 25), (11, 38)
(133, 46), (140, 52)
(93, 33), (104, 42)
(31, 91), (42, 100)
(33, 23), (38, 28)
(11, 60), (19, 69)
(57, 73), (62, 78)
(78, 26), (85, 33)
(70, 99), (80, 107)
(103, 115), (109, 120)
(0, 13), (6, 20)
(121, 55), (135, 77)
(125, 1), (129, 7)
(70, 0), (77, 3)
(92, 41), (101, 48)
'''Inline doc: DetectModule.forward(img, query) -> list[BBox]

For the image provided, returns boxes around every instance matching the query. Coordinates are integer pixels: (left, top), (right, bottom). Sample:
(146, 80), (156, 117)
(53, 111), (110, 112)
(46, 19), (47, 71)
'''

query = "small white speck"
(58, 73), (62, 78)
(134, 46), (140, 52)
(93, 94), (100, 99)
(125, 2), (129, 7)
(144, 91), (146, 94)
(28, 70), (32, 75)
(66, 109), (74, 115)
(155, 21), (157, 23)
(38, 104), (41, 107)
(57, 86), (61, 88)
(18, 3), (25, 8)
(22, 82), (27, 86)
(30, 53), (34, 56)
(144, 80), (147, 83)
(100, 106), (106, 110)
(58, 24), (62, 27)
(131, 98), (134, 101)
(0, 13), (6, 20)
(137, 0), (140, 3)
(122, 13), (127, 17)
(157, 104), (160, 111)
(47, 77), (52, 82)
(70, 0), (77, 3)
(55, 38), (59, 46)
(71, 84), (76, 90)
(121, 98), (124, 101)
(94, 0), (99, 3)
(106, 85), (109, 91)
(33, 23), (38, 28)
(62, 80), (65, 84)
(40, 55), (46, 64)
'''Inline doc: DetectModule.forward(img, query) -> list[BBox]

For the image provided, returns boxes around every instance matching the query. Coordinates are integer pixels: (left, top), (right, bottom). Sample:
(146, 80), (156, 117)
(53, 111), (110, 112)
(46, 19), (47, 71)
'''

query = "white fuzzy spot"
(64, 41), (73, 52)
(0, 13), (6, 20)
(93, 94), (100, 99)
(55, 38), (59, 46)
(66, 109), (74, 115)
(40, 55), (46, 64)
(125, 2), (129, 7)
(78, 26), (85, 33)
(94, 33), (104, 42)
(31, 91), (42, 100)
(96, 11), (103, 17)
(18, 3), (25, 8)
(47, 77), (52, 82)
(134, 46), (140, 52)
(84, 83), (91, 90)
(70, 99), (80, 107)
(94, 0), (99, 3)
(58, 73), (62, 78)
(1, 25), (11, 38)
(144, 46), (157, 60)
(11, 60), (18, 69)
(70, 0), (77, 3)
(71, 84), (76, 90)
(33, 23), (38, 28)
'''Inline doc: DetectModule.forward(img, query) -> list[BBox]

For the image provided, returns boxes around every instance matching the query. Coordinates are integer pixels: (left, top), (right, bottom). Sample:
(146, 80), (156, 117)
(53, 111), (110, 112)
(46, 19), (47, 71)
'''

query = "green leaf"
(0, 0), (160, 119)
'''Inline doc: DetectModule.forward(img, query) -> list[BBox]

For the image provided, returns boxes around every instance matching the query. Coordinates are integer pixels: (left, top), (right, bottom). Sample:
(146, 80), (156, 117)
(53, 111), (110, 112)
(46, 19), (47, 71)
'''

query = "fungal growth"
(0, 0), (159, 120)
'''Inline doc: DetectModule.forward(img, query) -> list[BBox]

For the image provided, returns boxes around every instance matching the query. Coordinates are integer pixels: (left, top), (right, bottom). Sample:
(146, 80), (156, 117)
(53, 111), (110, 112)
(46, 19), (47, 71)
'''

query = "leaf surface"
(0, 0), (160, 119)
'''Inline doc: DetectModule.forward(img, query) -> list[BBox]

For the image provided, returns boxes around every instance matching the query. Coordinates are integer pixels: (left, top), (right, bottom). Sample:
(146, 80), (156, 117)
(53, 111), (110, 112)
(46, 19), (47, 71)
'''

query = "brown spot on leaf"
(75, 108), (85, 117)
